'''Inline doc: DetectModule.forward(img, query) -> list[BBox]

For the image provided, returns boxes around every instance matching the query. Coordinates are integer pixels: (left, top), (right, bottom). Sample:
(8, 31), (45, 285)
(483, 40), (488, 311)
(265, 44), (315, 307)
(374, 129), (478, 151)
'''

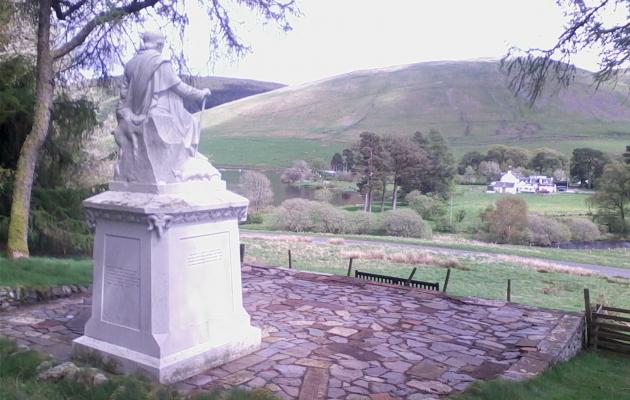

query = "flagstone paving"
(0, 264), (584, 399)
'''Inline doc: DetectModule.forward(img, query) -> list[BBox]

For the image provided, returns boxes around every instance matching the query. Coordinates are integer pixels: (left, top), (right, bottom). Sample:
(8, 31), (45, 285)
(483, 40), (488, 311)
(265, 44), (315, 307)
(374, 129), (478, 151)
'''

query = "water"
(221, 169), (362, 206)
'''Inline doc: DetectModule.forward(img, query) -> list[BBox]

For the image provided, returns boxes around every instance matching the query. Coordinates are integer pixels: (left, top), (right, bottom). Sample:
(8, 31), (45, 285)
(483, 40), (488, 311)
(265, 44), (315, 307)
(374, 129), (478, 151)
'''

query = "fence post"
(507, 279), (511, 302)
(288, 249), (292, 269)
(346, 258), (354, 277)
(406, 267), (417, 286)
(583, 288), (591, 347)
(240, 243), (245, 265)
(442, 268), (451, 293)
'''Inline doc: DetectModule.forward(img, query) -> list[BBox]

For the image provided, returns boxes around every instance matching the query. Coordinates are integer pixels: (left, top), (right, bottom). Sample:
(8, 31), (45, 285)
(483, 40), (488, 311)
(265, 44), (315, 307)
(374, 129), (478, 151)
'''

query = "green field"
(266, 231), (629, 270)
(242, 237), (630, 312)
(449, 185), (594, 230)
(0, 254), (92, 287)
(455, 351), (630, 400)
(340, 184), (593, 218)
(198, 136), (345, 168)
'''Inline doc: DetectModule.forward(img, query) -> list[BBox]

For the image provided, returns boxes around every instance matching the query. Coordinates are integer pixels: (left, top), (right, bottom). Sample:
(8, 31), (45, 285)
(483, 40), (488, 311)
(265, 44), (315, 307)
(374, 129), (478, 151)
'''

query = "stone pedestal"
(73, 183), (261, 383)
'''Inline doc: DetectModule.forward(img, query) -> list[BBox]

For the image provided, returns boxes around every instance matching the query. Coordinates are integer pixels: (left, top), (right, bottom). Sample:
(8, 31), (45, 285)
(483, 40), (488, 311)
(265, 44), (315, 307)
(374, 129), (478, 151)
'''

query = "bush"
(345, 211), (377, 234)
(563, 218), (601, 242)
(528, 214), (571, 246)
(406, 191), (446, 221)
(313, 187), (334, 203)
(271, 199), (315, 232)
(382, 209), (432, 238)
(480, 196), (529, 244)
(245, 212), (264, 224)
(309, 202), (347, 234)
(335, 171), (354, 182)
(271, 199), (384, 235)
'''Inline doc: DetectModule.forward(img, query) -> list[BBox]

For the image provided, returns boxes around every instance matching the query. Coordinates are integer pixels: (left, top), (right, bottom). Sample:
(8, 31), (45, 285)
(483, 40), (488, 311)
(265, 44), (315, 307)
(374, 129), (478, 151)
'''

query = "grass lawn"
(242, 237), (630, 312)
(0, 337), (278, 400)
(342, 233), (630, 270)
(450, 185), (593, 229)
(198, 136), (345, 168)
(454, 350), (630, 400)
(240, 229), (630, 270)
(0, 254), (92, 288)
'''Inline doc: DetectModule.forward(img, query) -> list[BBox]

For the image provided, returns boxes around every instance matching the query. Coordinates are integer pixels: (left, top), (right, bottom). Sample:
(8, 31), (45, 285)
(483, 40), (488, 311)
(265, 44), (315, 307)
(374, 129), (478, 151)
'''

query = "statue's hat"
(142, 31), (166, 43)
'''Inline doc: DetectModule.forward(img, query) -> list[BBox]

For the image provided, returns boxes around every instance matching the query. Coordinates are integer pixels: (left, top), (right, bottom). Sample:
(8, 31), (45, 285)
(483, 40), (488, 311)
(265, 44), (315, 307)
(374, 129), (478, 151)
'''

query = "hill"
(199, 60), (630, 167)
(92, 75), (284, 111)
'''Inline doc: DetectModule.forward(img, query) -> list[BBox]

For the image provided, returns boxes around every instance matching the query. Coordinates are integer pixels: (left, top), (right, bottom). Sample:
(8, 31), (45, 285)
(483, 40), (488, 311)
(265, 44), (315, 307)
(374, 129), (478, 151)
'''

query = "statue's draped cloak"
(116, 48), (206, 183)
(124, 49), (197, 148)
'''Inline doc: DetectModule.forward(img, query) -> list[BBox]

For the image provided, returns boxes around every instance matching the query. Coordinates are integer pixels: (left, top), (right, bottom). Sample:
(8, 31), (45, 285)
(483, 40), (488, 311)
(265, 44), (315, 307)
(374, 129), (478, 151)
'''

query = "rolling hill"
(198, 60), (630, 167)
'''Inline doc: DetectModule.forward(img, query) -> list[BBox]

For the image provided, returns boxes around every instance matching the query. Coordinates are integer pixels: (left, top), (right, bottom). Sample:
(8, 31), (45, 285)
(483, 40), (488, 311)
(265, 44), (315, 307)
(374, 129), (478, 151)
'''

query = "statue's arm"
(116, 74), (132, 121)
(173, 81), (211, 102)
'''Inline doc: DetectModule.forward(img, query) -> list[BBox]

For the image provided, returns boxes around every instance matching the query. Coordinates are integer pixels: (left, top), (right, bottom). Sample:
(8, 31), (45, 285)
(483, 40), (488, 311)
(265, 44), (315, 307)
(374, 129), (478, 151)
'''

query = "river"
(220, 169), (362, 206)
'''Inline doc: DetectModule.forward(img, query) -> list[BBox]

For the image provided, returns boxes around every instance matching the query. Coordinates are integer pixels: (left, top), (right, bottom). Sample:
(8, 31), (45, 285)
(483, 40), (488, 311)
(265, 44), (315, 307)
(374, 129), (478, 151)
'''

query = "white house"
(488, 170), (521, 194)
(488, 171), (557, 194)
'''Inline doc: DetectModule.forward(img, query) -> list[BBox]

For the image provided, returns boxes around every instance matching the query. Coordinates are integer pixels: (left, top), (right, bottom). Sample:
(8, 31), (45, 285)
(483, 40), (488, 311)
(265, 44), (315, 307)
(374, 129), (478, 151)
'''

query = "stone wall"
(0, 285), (89, 311)
(553, 314), (586, 363)
(502, 313), (585, 381)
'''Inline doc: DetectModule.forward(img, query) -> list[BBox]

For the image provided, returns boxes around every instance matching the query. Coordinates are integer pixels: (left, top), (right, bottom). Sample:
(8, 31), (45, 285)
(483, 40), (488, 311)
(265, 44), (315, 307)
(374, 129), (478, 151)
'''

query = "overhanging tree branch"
(501, 0), (630, 104)
(53, 0), (160, 59)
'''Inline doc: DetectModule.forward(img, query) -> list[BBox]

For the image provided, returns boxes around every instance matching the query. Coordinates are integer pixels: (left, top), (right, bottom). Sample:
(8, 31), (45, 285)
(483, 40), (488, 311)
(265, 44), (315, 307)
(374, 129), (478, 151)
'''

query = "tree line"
(457, 145), (611, 189)
(329, 130), (456, 213)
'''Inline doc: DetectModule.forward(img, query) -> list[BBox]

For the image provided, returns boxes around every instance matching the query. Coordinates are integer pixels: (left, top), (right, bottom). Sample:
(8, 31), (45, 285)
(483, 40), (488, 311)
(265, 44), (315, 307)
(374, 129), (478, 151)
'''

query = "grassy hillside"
(199, 61), (630, 166)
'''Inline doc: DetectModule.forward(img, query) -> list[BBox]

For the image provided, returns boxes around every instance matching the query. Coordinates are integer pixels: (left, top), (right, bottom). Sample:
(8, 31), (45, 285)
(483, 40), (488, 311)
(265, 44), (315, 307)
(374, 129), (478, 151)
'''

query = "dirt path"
(241, 231), (630, 279)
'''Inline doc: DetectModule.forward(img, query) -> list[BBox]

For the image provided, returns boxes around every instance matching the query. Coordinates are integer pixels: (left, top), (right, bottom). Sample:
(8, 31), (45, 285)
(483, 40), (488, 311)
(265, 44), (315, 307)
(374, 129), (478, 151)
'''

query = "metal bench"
(355, 270), (440, 291)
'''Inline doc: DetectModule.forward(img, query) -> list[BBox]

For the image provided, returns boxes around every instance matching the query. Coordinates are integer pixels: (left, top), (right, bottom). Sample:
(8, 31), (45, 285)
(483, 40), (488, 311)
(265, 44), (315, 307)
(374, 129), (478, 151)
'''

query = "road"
(241, 231), (630, 279)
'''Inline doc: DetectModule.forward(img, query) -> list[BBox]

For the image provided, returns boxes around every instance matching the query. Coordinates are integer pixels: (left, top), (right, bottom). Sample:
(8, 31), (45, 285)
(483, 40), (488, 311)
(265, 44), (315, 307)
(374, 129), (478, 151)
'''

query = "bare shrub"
(272, 199), (377, 235)
(309, 202), (348, 234)
(382, 209), (432, 238)
(339, 248), (385, 260)
(239, 171), (273, 211)
(480, 196), (529, 244)
(340, 250), (365, 259)
(384, 251), (459, 268)
(387, 252), (412, 264)
(563, 218), (601, 242)
(281, 160), (312, 184)
(313, 187), (334, 203)
(497, 255), (597, 276)
(527, 214), (571, 246)
(345, 212), (376, 234)
(328, 238), (346, 245)
(365, 249), (386, 259)
(270, 199), (316, 232)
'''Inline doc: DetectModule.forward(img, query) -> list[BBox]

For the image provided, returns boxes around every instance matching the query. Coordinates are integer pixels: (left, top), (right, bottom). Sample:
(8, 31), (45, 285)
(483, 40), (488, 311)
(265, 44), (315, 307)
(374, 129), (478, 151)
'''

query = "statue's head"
(141, 31), (166, 53)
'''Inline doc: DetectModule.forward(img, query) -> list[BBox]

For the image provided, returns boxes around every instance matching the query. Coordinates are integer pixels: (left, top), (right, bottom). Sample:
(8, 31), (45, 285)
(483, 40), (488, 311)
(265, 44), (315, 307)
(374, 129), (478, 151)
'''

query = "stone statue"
(113, 31), (219, 186)
(78, 31), (258, 382)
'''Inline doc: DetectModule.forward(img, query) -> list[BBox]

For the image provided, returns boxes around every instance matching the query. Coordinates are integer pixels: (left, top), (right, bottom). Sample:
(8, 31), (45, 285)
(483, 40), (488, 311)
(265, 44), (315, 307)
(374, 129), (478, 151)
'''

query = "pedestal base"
(73, 187), (259, 383)
(74, 325), (261, 383)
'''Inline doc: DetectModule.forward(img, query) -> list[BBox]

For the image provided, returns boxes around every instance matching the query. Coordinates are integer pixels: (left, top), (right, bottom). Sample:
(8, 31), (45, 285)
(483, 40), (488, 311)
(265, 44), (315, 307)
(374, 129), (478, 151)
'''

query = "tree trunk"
(380, 179), (386, 212)
(392, 184), (398, 210)
(6, 0), (54, 259)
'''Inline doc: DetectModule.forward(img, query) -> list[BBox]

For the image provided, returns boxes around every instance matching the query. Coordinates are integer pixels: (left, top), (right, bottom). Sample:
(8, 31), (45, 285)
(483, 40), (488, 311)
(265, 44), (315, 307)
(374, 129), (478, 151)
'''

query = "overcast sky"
(160, 0), (607, 85)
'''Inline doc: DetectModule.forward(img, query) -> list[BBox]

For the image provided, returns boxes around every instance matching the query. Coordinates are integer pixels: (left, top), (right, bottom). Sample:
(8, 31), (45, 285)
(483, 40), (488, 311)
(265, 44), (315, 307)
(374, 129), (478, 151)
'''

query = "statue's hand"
(200, 88), (211, 100)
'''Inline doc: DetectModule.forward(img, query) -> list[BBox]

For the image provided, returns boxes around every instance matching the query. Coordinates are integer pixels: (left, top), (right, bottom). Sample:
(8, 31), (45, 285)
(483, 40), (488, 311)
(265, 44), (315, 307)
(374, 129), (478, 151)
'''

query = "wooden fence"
(584, 288), (630, 355)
